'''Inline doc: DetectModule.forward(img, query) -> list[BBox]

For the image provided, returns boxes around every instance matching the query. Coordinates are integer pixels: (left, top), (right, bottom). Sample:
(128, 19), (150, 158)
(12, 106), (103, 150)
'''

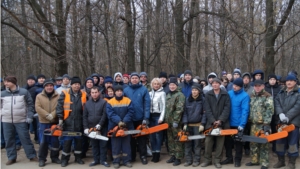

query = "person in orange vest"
(56, 76), (87, 167)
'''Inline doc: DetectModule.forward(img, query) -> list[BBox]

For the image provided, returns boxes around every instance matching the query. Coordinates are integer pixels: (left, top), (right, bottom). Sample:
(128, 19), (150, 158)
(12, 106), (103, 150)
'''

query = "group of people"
(1, 68), (300, 169)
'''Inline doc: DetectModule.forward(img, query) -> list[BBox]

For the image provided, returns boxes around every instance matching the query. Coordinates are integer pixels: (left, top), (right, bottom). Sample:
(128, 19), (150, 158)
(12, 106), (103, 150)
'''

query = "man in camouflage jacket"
(245, 80), (274, 169)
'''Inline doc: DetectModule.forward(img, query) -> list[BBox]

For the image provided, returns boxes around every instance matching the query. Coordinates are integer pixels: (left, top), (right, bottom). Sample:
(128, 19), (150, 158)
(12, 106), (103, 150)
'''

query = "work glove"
(118, 121), (126, 128)
(33, 113), (38, 118)
(262, 125), (271, 135)
(214, 120), (222, 127)
(26, 118), (33, 124)
(183, 124), (187, 131)
(173, 122), (178, 128)
(95, 124), (101, 130)
(234, 127), (243, 142)
(46, 114), (53, 121)
(142, 119), (149, 125)
(58, 119), (63, 128)
(199, 125), (204, 133)
(238, 126), (244, 131)
(279, 113), (289, 123)
(84, 129), (89, 135)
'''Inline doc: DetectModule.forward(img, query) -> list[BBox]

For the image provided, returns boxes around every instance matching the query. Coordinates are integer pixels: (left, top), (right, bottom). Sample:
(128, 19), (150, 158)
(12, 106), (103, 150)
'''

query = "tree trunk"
(174, 0), (184, 73)
(124, 0), (135, 73)
(140, 34), (145, 72)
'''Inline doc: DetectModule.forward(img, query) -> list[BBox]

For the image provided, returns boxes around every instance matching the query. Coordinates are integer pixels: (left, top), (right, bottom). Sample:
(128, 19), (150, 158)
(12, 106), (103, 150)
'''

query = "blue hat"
(130, 72), (140, 78)
(104, 76), (113, 84)
(139, 72), (147, 77)
(233, 78), (243, 88)
(62, 74), (70, 80)
(286, 75), (297, 81)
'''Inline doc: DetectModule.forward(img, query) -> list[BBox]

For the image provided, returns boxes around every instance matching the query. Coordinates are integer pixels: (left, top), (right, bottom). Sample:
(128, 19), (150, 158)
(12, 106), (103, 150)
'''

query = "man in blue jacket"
(179, 70), (194, 98)
(221, 78), (250, 167)
(123, 72), (151, 165)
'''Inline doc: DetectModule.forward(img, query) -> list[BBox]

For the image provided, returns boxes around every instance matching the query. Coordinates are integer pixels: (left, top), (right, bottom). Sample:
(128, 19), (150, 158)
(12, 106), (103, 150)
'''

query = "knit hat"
(211, 78), (222, 85)
(85, 77), (94, 85)
(169, 74), (176, 78)
(139, 72), (147, 77)
(5, 76), (17, 85)
(253, 79), (264, 85)
(114, 72), (123, 81)
(62, 74), (70, 80)
(43, 79), (55, 87)
(123, 74), (130, 79)
(184, 70), (193, 76)
(131, 72), (140, 78)
(233, 78), (243, 88)
(288, 70), (298, 77)
(104, 76), (113, 84)
(37, 74), (46, 79)
(55, 76), (63, 80)
(242, 72), (251, 79)
(71, 76), (81, 85)
(159, 72), (168, 79)
(192, 83), (202, 92)
(208, 74), (217, 79)
(27, 74), (36, 82)
(286, 75), (297, 81)
(169, 77), (178, 86)
(268, 74), (277, 80)
(221, 71), (227, 76)
(179, 74), (184, 78)
(233, 68), (241, 76)
(114, 85), (123, 93)
(193, 78), (199, 83)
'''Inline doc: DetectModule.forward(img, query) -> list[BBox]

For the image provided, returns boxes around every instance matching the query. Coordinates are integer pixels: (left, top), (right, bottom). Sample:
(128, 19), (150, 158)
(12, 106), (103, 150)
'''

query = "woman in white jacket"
(149, 78), (166, 163)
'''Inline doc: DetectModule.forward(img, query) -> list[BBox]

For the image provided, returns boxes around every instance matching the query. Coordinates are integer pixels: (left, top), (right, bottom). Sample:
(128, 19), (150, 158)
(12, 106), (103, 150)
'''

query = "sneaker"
(101, 161), (110, 167)
(30, 157), (39, 162)
(184, 161), (192, 167)
(125, 162), (132, 168)
(192, 161), (200, 167)
(39, 160), (45, 167)
(214, 163), (222, 168)
(6, 159), (16, 165)
(89, 161), (100, 167)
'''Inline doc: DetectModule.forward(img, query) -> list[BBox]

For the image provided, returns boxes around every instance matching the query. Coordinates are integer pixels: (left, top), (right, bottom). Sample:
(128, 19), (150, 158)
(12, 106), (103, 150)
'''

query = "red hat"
(123, 74), (130, 78)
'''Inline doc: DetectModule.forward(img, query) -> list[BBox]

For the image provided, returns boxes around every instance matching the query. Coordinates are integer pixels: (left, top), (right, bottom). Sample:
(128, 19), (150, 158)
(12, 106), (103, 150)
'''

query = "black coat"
(83, 97), (107, 130)
(204, 89), (231, 129)
(265, 82), (281, 99)
(162, 82), (170, 94)
(182, 94), (206, 124)
(23, 84), (38, 104)
(56, 89), (88, 132)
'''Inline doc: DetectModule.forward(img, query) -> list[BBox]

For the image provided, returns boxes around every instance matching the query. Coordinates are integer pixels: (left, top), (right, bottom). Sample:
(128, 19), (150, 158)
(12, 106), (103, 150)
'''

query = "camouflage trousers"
(250, 124), (269, 167)
(167, 127), (184, 159)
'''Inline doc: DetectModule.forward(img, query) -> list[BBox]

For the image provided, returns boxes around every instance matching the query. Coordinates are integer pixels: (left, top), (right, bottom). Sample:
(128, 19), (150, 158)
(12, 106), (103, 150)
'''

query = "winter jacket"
(204, 89), (231, 129)
(35, 90), (59, 123)
(123, 83), (150, 121)
(179, 80), (194, 98)
(56, 88), (88, 132)
(251, 69), (264, 86)
(113, 81), (128, 90)
(243, 83), (254, 96)
(91, 73), (100, 85)
(228, 89), (250, 128)
(203, 72), (226, 94)
(83, 97), (107, 129)
(23, 84), (38, 103)
(56, 83), (71, 95)
(265, 82), (281, 99)
(182, 94), (206, 124)
(1, 86), (34, 123)
(275, 85), (300, 127)
(142, 82), (152, 92)
(162, 82), (170, 94)
(106, 96), (134, 130)
(35, 83), (44, 95)
(165, 87), (185, 126)
(249, 90), (274, 124)
(149, 87), (166, 122)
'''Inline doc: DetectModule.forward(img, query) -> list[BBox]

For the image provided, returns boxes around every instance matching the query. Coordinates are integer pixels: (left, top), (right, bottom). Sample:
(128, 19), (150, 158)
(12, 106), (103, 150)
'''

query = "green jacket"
(165, 87), (185, 125)
(249, 90), (274, 124)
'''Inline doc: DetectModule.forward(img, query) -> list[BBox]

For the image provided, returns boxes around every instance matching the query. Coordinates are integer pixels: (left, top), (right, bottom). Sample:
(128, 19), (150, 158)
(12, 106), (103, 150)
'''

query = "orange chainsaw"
(277, 124), (295, 133)
(44, 125), (82, 137)
(175, 130), (205, 142)
(255, 129), (288, 142)
(132, 123), (169, 138)
(107, 126), (141, 137)
(204, 125), (238, 136)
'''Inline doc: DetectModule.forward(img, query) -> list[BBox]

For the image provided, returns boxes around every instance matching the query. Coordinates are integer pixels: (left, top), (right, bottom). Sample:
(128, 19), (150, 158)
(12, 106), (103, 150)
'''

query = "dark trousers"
(276, 126), (299, 157)
(61, 136), (82, 161)
(38, 123), (59, 161)
(244, 123), (251, 150)
(224, 127), (243, 162)
(90, 128), (108, 163)
(112, 136), (131, 164)
(131, 120), (147, 160)
(1, 122), (21, 147)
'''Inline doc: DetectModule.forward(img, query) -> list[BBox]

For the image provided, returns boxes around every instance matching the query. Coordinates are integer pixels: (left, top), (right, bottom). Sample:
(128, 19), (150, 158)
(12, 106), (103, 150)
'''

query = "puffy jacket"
(35, 90), (59, 123)
(106, 96), (134, 130)
(56, 83), (71, 95)
(265, 82), (281, 99)
(228, 89), (250, 128)
(113, 81), (128, 90)
(123, 83), (150, 121)
(83, 97), (107, 129)
(56, 88), (87, 132)
(165, 87), (185, 125)
(23, 84), (38, 103)
(204, 89), (231, 129)
(1, 86), (34, 123)
(182, 93), (206, 124)
(203, 72), (226, 94)
(35, 83), (44, 95)
(249, 90), (273, 124)
(179, 80), (194, 98)
(149, 87), (166, 122)
(275, 85), (300, 127)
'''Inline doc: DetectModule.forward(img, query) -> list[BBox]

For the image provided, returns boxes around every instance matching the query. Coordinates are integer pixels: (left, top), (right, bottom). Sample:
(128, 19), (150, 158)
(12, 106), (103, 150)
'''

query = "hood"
(242, 72), (252, 79)
(252, 69), (264, 81)
(90, 73), (100, 84)
(207, 72), (217, 83)
(114, 72), (123, 82)
(85, 77), (95, 88)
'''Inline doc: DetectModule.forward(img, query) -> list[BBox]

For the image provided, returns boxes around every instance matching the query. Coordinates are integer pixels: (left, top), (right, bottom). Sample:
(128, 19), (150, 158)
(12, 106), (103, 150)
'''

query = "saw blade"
(124, 130), (141, 135)
(187, 135), (206, 140)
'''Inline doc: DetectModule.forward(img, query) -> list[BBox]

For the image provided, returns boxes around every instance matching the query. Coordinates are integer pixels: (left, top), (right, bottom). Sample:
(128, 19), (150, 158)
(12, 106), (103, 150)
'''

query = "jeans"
(149, 115), (163, 152)
(1, 122), (21, 147)
(2, 122), (37, 160)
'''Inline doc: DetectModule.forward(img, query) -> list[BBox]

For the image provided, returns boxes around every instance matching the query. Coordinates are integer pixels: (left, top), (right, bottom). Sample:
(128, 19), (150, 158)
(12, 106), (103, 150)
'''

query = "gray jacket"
(149, 87), (166, 122)
(1, 86), (34, 123)
(203, 72), (226, 94)
(56, 83), (71, 95)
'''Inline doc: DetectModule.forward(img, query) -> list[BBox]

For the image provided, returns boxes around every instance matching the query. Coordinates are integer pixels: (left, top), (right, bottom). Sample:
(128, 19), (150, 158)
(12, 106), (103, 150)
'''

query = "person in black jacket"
(159, 72), (170, 94)
(83, 86), (109, 167)
(182, 84), (206, 167)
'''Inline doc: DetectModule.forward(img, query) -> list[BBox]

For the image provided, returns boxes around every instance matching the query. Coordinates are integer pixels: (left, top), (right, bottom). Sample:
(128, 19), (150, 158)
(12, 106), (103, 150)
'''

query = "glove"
(58, 119), (63, 128)
(173, 122), (178, 128)
(95, 124), (101, 130)
(118, 121), (126, 128)
(46, 114), (53, 121)
(238, 126), (243, 131)
(279, 113), (288, 123)
(199, 125), (204, 133)
(84, 129), (89, 135)
(33, 113), (38, 118)
(142, 119), (149, 125)
(214, 120), (222, 127)
(183, 124), (187, 131)
(234, 128), (243, 142)
(262, 125), (271, 135)
(26, 118), (33, 124)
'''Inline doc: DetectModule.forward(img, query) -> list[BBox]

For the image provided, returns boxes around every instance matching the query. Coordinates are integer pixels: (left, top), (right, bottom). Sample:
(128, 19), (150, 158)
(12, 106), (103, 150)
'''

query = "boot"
(61, 154), (69, 167)
(75, 157), (84, 164)
(154, 152), (160, 163)
(173, 158), (181, 166)
(285, 156), (297, 169)
(273, 156), (285, 168)
(151, 152), (156, 162)
(166, 156), (175, 163)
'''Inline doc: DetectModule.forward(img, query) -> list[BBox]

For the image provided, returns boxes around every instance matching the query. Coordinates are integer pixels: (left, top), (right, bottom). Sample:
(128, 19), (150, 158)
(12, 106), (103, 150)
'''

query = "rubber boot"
(285, 156), (297, 169)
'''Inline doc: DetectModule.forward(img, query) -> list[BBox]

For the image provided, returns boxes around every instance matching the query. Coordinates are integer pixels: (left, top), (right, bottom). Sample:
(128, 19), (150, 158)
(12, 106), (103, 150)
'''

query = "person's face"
(152, 81), (161, 90)
(254, 84), (264, 93)
(233, 73), (240, 80)
(86, 80), (94, 89)
(160, 77), (166, 84)
(56, 80), (62, 85)
(180, 78), (184, 83)
(201, 81), (206, 87)
(233, 84), (241, 92)
(44, 84), (54, 93)
(105, 82), (112, 88)
(63, 78), (70, 85)
(212, 81), (220, 90)
(286, 80), (297, 89)
(208, 77), (214, 84)
(115, 75), (122, 82)
(184, 74), (192, 81)
(5, 81), (15, 89)
(91, 88), (100, 99)
(107, 88), (114, 97)
(71, 83), (81, 92)
(99, 77), (104, 85)
(243, 76), (250, 85)
(123, 77), (129, 84)
(255, 74), (262, 80)
(131, 76), (140, 85)
(222, 80), (228, 87)
(269, 78), (276, 86)
(169, 83), (177, 91)
(140, 75), (147, 82)
(191, 88), (199, 97)
(38, 77), (45, 84)
(115, 90), (123, 97)
(227, 74), (232, 81)
(27, 79), (35, 86)
(93, 77), (99, 84)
